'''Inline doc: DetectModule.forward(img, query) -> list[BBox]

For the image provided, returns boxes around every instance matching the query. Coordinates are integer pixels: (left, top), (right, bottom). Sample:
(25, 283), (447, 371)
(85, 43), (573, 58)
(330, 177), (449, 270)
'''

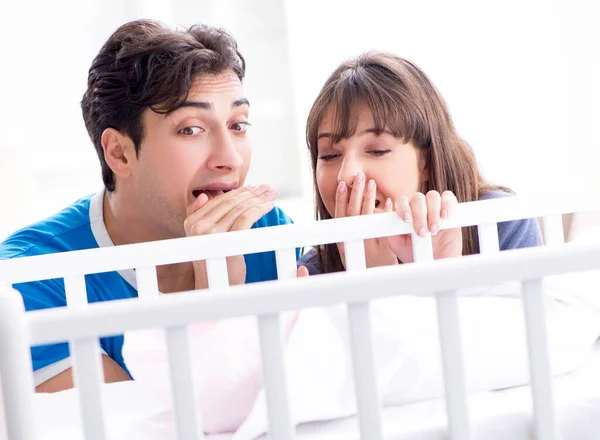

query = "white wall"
(0, 0), (598, 237)
(0, 0), (303, 238)
(284, 0), (600, 198)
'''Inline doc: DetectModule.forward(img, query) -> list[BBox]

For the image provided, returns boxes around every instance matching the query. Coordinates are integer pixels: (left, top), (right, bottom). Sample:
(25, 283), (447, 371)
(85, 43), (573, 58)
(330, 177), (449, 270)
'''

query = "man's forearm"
(35, 354), (131, 393)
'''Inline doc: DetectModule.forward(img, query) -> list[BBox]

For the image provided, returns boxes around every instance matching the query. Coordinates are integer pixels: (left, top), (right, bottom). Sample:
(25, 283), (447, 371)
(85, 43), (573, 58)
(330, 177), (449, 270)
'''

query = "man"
(0, 19), (306, 393)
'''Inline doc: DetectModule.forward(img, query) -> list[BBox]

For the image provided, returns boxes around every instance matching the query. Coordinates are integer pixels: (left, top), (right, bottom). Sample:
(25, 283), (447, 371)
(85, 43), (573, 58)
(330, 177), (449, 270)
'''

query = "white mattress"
(27, 347), (600, 440)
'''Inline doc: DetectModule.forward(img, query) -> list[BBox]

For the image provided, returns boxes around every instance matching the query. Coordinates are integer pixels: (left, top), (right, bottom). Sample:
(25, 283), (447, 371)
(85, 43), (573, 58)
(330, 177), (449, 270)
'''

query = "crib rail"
(0, 193), (582, 285)
(1, 194), (591, 440)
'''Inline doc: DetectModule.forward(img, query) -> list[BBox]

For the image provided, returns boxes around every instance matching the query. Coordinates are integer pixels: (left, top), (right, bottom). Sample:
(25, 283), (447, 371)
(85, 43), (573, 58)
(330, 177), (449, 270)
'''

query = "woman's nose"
(337, 158), (364, 188)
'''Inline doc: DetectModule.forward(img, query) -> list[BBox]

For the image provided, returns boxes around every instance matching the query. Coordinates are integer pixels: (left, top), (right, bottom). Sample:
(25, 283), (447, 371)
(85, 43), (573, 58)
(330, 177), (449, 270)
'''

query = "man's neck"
(102, 190), (195, 293)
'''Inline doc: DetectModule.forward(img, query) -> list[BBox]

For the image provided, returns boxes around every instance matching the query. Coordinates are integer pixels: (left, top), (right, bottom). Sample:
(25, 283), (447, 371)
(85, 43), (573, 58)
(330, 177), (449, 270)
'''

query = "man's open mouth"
(192, 188), (235, 199)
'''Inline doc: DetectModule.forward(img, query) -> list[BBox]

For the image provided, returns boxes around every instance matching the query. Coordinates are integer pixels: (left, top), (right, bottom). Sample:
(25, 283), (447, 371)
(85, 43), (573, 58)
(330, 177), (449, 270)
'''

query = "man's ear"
(101, 128), (136, 179)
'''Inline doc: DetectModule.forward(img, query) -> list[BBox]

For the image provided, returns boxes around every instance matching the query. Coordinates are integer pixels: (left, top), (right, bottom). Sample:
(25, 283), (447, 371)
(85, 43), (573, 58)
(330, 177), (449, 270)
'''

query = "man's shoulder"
(0, 194), (98, 260)
(252, 205), (294, 229)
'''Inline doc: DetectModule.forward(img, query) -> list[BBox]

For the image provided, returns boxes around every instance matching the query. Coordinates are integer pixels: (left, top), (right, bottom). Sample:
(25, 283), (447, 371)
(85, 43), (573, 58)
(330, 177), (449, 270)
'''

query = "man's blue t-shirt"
(0, 191), (298, 384)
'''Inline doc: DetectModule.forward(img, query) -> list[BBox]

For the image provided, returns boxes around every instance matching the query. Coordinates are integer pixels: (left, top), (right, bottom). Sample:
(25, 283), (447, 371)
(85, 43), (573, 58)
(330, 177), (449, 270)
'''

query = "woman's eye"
(318, 154), (340, 162)
(231, 122), (251, 133)
(370, 149), (391, 157)
(178, 126), (203, 136)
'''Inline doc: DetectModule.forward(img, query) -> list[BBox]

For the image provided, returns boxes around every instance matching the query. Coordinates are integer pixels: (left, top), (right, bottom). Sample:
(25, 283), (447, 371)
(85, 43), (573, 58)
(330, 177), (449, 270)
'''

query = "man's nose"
(206, 131), (244, 171)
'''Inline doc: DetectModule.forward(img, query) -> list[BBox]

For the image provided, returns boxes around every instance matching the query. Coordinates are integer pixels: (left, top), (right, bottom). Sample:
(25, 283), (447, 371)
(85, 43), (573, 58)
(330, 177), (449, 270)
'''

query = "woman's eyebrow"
(318, 127), (389, 140)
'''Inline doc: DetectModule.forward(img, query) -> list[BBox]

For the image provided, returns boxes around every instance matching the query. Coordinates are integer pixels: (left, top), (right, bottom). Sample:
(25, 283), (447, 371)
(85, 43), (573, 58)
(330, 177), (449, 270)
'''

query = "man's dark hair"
(81, 19), (246, 191)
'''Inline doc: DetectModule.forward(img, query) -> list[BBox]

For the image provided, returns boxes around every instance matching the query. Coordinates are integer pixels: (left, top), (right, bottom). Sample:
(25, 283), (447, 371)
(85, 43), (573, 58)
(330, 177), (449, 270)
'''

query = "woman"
(299, 52), (541, 274)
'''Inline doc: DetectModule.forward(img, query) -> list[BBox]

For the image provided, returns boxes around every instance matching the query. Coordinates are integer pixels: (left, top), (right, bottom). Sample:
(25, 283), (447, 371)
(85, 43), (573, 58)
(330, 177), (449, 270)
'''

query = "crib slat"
(477, 223), (500, 254)
(343, 240), (383, 440)
(347, 302), (383, 439)
(436, 291), (471, 440)
(276, 248), (298, 280)
(344, 239), (367, 271)
(64, 275), (88, 307)
(258, 313), (294, 440)
(65, 274), (106, 440)
(0, 286), (37, 439)
(71, 337), (106, 440)
(135, 266), (159, 299)
(541, 215), (564, 246)
(166, 325), (202, 440)
(412, 233), (434, 262)
(522, 279), (559, 440)
(206, 257), (229, 288)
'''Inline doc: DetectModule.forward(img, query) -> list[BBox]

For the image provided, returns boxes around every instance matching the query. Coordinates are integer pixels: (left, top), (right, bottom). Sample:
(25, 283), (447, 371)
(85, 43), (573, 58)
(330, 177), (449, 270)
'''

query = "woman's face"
(315, 105), (428, 217)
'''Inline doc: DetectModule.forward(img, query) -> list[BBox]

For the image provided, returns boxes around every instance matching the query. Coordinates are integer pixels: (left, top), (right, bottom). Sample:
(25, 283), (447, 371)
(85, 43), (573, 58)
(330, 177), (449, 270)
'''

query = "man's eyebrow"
(233, 98), (250, 108)
(167, 101), (212, 115)
(166, 98), (249, 116)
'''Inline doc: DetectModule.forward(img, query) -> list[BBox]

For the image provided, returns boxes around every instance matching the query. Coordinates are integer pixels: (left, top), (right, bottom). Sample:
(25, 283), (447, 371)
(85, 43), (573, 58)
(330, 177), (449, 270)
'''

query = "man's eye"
(178, 126), (202, 136)
(231, 122), (251, 133)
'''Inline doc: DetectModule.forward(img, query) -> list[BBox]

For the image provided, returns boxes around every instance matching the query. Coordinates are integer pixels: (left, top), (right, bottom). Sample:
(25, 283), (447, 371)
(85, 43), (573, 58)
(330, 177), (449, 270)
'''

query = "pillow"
(123, 311), (298, 435)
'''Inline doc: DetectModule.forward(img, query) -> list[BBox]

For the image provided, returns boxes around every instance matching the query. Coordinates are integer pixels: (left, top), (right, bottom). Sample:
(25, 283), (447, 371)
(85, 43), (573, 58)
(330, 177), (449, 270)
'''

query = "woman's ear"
(101, 128), (136, 180)
(418, 149), (429, 184)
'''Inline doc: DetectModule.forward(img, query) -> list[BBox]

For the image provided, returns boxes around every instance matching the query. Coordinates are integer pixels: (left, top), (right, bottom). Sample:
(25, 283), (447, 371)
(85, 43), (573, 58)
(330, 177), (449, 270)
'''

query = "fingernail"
(338, 181), (347, 194)
(418, 226), (427, 237)
(404, 213), (412, 223)
(430, 224), (439, 236)
(265, 188), (278, 197)
(258, 184), (270, 191)
(355, 172), (364, 183)
(368, 179), (375, 190)
(442, 210), (448, 219)
(385, 198), (392, 208)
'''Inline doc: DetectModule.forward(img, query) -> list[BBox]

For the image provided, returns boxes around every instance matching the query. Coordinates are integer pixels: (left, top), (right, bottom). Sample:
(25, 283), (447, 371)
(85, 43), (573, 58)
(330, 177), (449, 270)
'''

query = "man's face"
(127, 70), (251, 238)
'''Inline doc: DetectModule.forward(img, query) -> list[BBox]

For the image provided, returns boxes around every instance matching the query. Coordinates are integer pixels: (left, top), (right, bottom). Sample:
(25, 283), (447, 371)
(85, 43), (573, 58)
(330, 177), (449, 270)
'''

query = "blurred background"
(0, 0), (598, 240)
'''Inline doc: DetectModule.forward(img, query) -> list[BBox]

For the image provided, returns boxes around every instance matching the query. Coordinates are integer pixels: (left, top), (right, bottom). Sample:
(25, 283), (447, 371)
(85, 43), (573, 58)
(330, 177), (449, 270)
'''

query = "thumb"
(297, 266), (310, 277)
(187, 192), (210, 216)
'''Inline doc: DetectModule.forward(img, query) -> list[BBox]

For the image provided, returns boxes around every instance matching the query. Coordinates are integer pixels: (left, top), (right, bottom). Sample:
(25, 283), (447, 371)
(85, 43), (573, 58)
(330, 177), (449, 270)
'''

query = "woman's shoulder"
(298, 247), (325, 275)
(478, 189), (543, 250)
(478, 189), (513, 201)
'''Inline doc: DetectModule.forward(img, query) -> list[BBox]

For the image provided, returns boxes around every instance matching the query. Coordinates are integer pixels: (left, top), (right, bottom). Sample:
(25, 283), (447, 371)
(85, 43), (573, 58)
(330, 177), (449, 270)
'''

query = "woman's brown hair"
(306, 52), (507, 273)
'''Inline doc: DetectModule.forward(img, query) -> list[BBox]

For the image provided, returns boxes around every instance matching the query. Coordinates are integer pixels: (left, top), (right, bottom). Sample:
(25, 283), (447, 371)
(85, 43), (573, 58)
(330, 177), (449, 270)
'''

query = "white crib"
(1, 194), (600, 440)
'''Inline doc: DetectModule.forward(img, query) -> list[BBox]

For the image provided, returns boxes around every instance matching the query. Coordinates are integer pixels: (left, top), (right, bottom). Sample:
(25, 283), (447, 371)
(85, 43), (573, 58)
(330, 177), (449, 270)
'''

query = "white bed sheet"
(26, 348), (600, 440)
(271, 347), (600, 440)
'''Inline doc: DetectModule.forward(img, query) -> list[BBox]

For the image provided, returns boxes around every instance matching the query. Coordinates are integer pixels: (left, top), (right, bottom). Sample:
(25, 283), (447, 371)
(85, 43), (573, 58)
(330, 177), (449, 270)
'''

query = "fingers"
(426, 190), (441, 236)
(297, 266), (309, 277)
(361, 179), (377, 215)
(229, 199), (275, 231)
(187, 185), (271, 225)
(335, 181), (349, 218)
(347, 172), (365, 217)
(187, 192), (210, 216)
(384, 197), (393, 213)
(184, 185), (277, 236)
(441, 190), (458, 220)
(395, 191), (457, 237)
(395, 195), (412, 223)
(409, 193), (428, 237)
(337, 173), (380, 218)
